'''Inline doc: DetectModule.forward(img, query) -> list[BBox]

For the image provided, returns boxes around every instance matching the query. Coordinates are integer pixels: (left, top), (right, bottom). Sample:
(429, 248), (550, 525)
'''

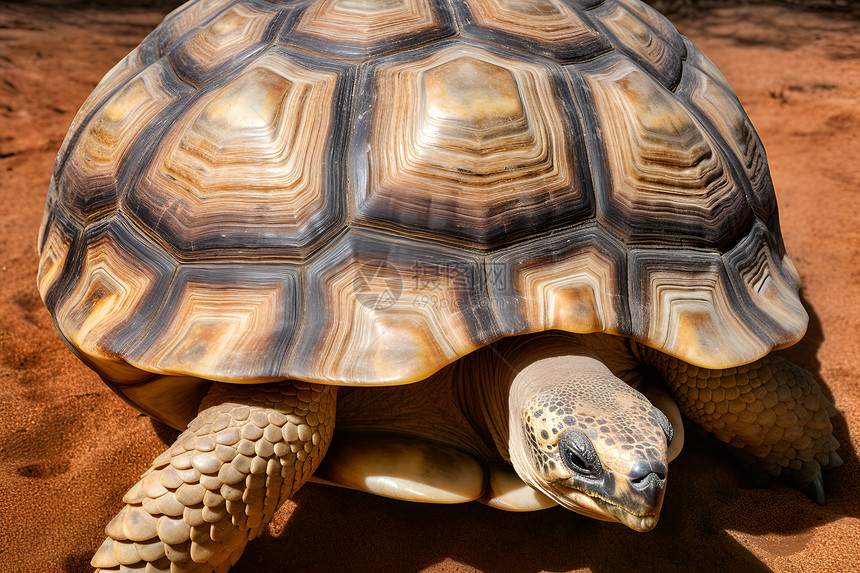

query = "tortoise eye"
(564, 448), (590, 475)
(558, 428), (603, 478)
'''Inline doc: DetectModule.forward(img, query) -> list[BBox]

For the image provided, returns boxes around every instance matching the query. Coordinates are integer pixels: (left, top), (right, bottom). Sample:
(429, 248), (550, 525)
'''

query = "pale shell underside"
(39, 0), (807, 422)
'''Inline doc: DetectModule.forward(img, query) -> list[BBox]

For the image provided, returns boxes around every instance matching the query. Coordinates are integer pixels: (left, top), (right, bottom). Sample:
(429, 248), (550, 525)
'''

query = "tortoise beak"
(548, 462), (668, 532)
(607, 506), (661, 532)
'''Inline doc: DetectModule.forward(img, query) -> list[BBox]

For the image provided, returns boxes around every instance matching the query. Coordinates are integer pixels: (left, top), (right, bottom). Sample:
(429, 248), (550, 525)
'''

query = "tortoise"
(37, 0), (842, 570)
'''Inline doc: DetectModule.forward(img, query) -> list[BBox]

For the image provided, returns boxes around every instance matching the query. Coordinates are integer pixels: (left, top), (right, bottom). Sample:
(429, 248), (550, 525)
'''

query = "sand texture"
(0, 2), (858, 572)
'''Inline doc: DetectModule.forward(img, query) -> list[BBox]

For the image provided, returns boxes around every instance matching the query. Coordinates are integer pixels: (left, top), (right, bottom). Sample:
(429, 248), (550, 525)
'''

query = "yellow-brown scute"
(523, 373), (669, 479)
(40, 0), (807, 394)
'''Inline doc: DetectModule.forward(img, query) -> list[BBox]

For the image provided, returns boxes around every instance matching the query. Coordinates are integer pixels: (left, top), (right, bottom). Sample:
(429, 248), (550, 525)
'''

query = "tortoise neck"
(461, 332), (615, 464)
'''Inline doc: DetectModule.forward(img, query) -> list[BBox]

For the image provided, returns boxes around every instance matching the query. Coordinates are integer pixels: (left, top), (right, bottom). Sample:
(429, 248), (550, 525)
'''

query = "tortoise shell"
(37, 0), (808, 427)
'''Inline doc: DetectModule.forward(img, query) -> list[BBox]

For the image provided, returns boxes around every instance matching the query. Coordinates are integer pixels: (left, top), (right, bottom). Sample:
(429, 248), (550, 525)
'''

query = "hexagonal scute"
(153, 0), (235, 57)
(36, 197), (78, 306)
(590, 0), (685, 90)
(577, 55), (752, 248)
(352, 42), (592, 247)
(52, 216), (177, 383)
(678, 59), (777, 223)
(41, 0), (802, 391)
(454, 0), (610, 63)
(124, 263), (300, 383)
(53, 35), (157, 175)
(57, 60), (189, 223)
(167, 3), (285, 85)
(287, 0), (455, 59)
(126, 47), (353, 260)
(722, 221), (807, 350)
(629, 248), (781, 370)
(682, 38), (732, 92)
(292, 229), (497, 384)
(487, 224), (631, 337)
(613, 0), (685, 58)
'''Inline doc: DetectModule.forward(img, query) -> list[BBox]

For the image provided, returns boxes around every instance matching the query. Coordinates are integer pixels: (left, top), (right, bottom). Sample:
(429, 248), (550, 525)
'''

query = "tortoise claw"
(826, 452), (844, 470)
(804, 474), (826, 506)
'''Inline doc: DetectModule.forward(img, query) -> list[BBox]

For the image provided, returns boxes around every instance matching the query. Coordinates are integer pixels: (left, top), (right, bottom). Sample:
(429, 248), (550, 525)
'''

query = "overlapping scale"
(680, 62), (777, 223)
(590, 0), (684, 90)
(125, 264), (299, 382)
(127, 48), (352, 259)
(289, 0), (455, 58)
(723, 222), (807, 350)
(167, 3), (283, 85)
(488, 225), (630, 337)
(456, 0), (610, 62)
(57, 60), (188, 223)
(353, 42), (589, 246)
(52, 217), (176, 383)
(629, 250), (772, 369)
(293, 230), (496, 384)
(579, 55), (751, 247)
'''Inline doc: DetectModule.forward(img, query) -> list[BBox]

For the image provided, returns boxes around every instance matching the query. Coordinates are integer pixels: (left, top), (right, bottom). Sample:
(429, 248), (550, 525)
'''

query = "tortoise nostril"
(629, 461), (667, 488)
(632, 472), (666, 485)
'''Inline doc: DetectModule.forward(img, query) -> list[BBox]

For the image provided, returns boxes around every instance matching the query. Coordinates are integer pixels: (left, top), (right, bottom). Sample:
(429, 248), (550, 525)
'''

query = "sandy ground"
(0, 2), (858, 572)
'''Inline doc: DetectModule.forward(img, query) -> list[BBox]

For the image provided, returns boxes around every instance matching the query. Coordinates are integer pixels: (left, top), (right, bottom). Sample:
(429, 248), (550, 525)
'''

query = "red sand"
(1, 3), (858, 572)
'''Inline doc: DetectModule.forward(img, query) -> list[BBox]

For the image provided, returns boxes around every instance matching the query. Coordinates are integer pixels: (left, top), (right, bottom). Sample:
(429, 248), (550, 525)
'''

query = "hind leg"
(644, 350), (841, 502)
(93, 381), (336, 572)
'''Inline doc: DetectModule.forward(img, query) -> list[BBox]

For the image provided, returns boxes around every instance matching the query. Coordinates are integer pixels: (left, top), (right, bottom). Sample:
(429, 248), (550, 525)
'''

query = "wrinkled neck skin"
(468, 332), (670, 532)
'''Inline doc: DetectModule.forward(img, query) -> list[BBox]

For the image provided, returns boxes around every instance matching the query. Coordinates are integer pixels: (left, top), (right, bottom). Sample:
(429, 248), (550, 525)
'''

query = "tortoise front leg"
(92, 381), (336, 572)
(643, 349), (841, 501)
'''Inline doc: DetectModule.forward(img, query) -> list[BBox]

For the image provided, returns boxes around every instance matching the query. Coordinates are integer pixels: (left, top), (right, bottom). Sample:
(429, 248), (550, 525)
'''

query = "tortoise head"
(510, 372), (674, 532)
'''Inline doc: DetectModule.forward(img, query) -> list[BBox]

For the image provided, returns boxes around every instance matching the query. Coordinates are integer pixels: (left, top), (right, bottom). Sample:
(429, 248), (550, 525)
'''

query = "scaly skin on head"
(518, 373), (671, 531)
(496, 334), (673, 531)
